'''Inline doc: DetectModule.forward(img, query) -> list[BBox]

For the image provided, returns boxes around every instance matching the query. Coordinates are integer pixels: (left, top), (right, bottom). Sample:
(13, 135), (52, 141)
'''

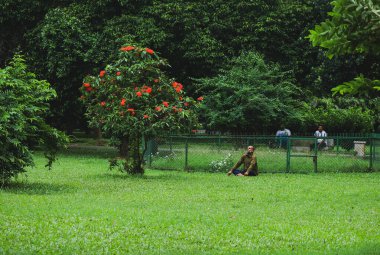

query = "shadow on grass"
(89, 170), (187, 181)
(1, 181), (76, 195)
(59, 145), (118, 159)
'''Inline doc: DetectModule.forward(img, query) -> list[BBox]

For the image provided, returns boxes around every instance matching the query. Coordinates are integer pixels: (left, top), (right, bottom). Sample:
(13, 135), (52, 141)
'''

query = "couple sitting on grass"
(227, 145), (258, 176)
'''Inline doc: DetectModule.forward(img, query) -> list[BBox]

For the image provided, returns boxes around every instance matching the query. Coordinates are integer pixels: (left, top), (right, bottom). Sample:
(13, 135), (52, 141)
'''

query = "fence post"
(336, 136), (340, 154)
(184, 137), (189, 171)
(170, 136), (173, 153)
(148, 139), (152, 167)
(369, 135), (373, 171)
(286, 138), (291, 173)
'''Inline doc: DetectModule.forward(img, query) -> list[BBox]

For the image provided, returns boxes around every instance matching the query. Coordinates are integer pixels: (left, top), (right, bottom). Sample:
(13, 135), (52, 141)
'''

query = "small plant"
(209, 153), (233, 173)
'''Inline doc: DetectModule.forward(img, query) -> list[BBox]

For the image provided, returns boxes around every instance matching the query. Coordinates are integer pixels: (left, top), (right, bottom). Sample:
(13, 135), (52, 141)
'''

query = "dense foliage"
(300, 97), (374, 133)
(0, 0), (378, 134)
(0, 55), (68, 185)
(196, 52), (302, 133)
(80, 43), (200, 174)
(308, 0), (380, 96)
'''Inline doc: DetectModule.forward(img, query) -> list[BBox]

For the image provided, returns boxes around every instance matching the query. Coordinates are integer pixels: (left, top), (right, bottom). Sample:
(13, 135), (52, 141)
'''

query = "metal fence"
(144, 134), (380, 173)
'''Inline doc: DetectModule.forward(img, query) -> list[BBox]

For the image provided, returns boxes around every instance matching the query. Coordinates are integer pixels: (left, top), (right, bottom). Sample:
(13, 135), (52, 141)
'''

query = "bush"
(0, 55), (68, 185)
(301, 97), (374, 133)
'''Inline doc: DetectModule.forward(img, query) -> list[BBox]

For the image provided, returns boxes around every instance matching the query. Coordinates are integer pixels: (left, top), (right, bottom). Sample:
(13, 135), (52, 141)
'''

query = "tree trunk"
(119, 135), (144, 175)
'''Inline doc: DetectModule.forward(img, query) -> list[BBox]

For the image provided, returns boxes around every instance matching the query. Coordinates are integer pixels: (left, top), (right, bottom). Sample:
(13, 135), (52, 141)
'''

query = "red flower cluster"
(197, 96), (204, 101)
(120, 98), (126, 106)
(154, 79), (160, 83)
(116, 71), (121, 76)
(155, 106), (161, 111)
(127, 108), (135, 115)
(83, 82), (92, 92)
(120, 46), (135, 52)
(141, 85), (152, 94)
(162, 101), (169, 107)
(135, 85), (152, 97)
(143, 115), (149, 119)
(100, 101), (106, 107)
(100, 70), (106, 78)
(172, 81), (183, 93)
(145, 48), (154, 55)
(171, 106), (183, 113)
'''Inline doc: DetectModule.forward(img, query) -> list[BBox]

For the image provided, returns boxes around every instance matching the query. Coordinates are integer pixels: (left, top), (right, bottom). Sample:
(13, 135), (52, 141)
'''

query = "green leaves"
(308, 0), (380, 57)
(0, 54), (68, 185)
(332, 74), (380, 96)
(307, 0), (380, 98)
(196, 51), (301, 132)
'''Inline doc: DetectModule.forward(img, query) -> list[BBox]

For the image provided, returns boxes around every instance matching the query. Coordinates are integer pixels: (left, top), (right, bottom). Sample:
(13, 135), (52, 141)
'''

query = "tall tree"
(196, 52), (302, 133)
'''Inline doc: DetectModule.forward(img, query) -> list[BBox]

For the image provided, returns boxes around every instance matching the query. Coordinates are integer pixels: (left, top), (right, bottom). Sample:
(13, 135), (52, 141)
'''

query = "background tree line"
(1, 0), (379, 134)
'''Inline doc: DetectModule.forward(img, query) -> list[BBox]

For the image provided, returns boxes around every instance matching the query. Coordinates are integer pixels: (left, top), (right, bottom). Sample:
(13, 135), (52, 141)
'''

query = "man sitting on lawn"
(227, 145), (258, 176)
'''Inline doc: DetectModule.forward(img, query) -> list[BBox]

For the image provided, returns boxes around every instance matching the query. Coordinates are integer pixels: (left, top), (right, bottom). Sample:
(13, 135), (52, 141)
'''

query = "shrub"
(0, 55), (68, 185)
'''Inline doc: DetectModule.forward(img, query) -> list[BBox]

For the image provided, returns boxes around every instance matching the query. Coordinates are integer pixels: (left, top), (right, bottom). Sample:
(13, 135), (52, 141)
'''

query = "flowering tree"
(80, 44), (201, 174)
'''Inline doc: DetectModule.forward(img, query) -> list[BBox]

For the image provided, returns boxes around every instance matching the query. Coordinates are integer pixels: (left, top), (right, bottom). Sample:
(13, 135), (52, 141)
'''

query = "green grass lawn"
(1, 148), (380, 254)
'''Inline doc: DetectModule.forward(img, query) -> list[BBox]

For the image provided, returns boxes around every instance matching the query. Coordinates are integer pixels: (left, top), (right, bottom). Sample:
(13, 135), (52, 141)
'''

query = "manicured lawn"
(1, 148), (379, 254)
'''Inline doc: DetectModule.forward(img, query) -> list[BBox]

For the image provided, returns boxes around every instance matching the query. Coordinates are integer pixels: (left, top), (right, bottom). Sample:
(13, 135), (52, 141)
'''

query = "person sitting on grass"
(227, 145), (258, 176)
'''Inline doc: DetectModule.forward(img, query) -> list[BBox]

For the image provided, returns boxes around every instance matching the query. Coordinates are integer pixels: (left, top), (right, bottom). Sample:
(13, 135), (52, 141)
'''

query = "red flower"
(163, 101), (169, 107)
(120, 98), (126, 106)
(172, 81), (183, 93)
(100, 101), (106, 107)
(184, 102), (189, 107)
(155, 106), (161, 111)
(127, 108), (135, 115)
(178, 108), (183, 112)
(100, 70), (106, 77)
(120, 46), (135, 51)
(116, 71), (121, 76)
(145, 87), (152, 94)
(86, 87), (92, 92)
(83, 83), (91, 88)
(179, 96), (183, 101)
(154, 79), (159, 83)
(197, 96), (204, 101)
(145, 48), (154, 55)
(143, 115), (149, 119)
(136, 91), (142, 97)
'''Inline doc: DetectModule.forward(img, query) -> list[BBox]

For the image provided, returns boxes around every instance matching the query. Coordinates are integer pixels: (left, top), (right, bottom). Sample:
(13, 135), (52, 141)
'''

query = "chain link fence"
(144, 134), (380, 173)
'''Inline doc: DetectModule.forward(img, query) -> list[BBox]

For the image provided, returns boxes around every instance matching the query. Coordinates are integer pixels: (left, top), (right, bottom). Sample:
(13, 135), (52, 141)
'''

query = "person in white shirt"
(314, 125), (327, 150)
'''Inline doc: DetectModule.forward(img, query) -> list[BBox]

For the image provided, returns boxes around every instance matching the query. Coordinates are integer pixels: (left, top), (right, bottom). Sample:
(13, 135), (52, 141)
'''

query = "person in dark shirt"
(227, 145), (258, 176)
